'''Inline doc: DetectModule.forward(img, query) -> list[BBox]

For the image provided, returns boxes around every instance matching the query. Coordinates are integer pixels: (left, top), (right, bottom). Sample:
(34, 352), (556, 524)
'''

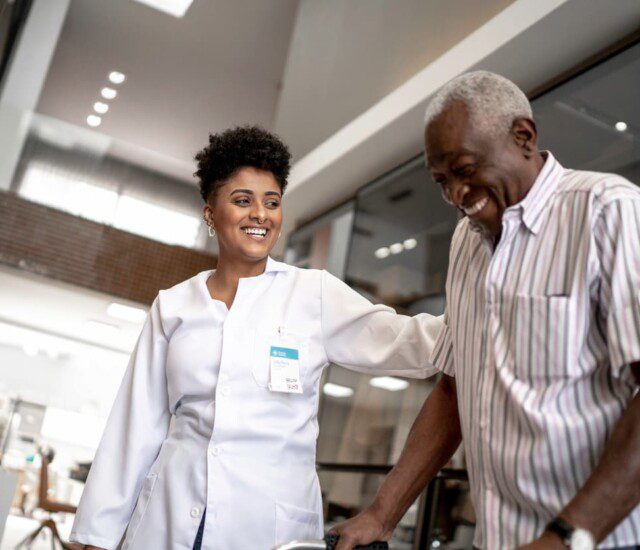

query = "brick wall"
(0, 191), (216, 304)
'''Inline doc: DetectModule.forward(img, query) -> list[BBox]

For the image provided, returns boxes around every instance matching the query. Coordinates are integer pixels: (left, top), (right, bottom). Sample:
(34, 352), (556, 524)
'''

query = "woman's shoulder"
(155, 270), (211, 314)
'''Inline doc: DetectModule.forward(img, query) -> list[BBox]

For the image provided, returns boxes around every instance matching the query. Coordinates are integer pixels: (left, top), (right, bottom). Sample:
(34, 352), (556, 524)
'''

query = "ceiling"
(273, 0), (515, 160)
(33, 0), (525, 184)
(36, 0), (299, 182)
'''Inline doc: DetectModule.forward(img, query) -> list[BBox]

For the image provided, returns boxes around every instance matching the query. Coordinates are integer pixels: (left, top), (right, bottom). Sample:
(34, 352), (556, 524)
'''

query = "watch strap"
(546, 516), (574, 545)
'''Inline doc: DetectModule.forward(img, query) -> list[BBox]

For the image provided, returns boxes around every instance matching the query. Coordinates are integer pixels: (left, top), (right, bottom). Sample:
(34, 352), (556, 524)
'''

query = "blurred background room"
(0, 0), (639, 548)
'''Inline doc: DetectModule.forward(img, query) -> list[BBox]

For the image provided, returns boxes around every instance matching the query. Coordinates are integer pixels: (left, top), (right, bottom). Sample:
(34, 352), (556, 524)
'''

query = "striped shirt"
(430, 152), (640, 549)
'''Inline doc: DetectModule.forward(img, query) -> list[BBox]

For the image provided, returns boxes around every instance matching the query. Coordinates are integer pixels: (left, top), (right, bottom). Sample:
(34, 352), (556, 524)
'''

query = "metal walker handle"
(273, 534), (389, 550)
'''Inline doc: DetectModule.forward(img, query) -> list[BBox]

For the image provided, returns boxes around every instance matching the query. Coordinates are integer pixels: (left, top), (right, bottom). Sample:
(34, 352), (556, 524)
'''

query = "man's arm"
(332, 375), (461, 550)
(521, 364), (640, 549)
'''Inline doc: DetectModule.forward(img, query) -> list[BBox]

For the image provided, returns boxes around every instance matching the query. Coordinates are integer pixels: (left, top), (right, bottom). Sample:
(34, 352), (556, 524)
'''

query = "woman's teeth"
(463, 197), (489, 216)
(243, 227), (267, 238)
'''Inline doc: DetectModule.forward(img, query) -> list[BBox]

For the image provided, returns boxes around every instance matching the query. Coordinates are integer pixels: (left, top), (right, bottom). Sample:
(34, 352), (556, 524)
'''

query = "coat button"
(190, 507), (201, 518)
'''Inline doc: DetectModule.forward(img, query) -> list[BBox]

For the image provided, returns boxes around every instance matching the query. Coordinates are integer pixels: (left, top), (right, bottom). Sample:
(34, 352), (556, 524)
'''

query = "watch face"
(570, 529), (596, 550)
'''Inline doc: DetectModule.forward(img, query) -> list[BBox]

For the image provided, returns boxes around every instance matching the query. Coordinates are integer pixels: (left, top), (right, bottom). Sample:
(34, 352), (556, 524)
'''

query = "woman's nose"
(250, 204), (267, 222)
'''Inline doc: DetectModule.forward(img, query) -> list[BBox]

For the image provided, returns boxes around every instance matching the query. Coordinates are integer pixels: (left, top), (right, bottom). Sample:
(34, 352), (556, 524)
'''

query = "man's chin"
(468, 217), (499, 238)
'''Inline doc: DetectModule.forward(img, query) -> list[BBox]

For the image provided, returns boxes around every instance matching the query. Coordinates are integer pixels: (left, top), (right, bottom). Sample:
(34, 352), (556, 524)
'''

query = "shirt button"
(220, 373), (229, 382)
(190, 507), (201, 518)
(220, 387), (230, 396)
(211, 446), (219, 456)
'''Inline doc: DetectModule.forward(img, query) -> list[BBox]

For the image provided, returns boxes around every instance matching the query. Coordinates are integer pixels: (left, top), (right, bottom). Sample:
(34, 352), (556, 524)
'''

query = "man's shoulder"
(558, 168), (640, 207)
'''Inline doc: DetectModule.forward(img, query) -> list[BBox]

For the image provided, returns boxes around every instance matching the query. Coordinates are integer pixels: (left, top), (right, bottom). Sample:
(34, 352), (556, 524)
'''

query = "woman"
(70, 126), (442, 550)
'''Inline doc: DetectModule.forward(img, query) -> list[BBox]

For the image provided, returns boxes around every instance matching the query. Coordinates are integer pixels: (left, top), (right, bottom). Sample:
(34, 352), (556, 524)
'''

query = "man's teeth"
(244, 228), (267, 236)
(463, 197), (489, 216)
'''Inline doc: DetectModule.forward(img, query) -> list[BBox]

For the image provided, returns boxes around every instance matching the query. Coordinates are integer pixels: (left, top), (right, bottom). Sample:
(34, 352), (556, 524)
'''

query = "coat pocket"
(274, 501), (321, 545)
(122, 473), (158, 549)
(251, 329), (310, 389)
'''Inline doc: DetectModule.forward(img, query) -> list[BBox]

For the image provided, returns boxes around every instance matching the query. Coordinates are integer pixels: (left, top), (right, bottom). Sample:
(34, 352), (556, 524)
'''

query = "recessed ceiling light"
(133, 0), (194, 18)
(101, 87), (117, 100)
(323, 383), (354, 398)
(369, 376), (409, 392)
(107, 302), (147, 323)
(403, 238), (417, 250)
(86, 115), (102, 127)
(374, 247), (390, 259)
(389, 242), (404, 254)
(93, 102), (109, 114)
(108, 71), (126, 84)
(615, 121), (628, 132)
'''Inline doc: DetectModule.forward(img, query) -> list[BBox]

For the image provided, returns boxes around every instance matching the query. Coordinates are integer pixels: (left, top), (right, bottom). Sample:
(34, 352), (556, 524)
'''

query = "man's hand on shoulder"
(329, 506), (392, 550)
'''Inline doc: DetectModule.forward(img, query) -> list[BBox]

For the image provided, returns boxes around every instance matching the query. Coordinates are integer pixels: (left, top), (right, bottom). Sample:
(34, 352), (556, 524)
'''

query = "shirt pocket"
(251, 328), (310, 390)
(123, 473), (158, 549)
(274, 501), (321, 545)
(505, 294), (578, 383)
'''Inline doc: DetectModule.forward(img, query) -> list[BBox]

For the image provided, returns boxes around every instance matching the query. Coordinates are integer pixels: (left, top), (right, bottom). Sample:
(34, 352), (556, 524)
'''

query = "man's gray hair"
(424, 71), (533, 138)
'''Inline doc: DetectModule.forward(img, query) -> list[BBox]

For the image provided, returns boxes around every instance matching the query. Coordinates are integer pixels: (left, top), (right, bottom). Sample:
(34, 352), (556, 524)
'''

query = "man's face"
(425, 101), (533, 237)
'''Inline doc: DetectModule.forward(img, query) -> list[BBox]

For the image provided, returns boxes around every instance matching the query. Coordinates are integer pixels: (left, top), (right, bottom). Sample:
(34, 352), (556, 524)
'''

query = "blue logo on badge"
(270, 346), (299, 360)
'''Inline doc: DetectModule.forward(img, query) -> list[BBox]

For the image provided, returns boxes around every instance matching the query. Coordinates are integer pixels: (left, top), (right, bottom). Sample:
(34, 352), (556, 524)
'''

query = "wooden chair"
(15, 448), (82, 550)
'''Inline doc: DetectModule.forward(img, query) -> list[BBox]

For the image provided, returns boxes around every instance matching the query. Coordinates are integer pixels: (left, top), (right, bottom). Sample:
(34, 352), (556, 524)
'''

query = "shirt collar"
(517, 151), (563, 235)
(264, 256), (289, 273)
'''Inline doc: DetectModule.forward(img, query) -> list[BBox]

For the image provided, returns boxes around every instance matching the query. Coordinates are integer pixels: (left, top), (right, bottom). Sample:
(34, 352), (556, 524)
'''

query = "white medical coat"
(70, 258), (441, 550)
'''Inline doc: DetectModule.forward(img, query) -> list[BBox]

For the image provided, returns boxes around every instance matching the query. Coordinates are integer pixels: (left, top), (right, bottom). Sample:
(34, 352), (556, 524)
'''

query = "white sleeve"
(70, 297), (171, 550)
(321, 270), (442, 378)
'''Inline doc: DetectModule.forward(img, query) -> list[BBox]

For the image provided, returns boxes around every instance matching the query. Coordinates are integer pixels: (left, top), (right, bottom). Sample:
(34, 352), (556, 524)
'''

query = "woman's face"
(203, 167), (283, 263)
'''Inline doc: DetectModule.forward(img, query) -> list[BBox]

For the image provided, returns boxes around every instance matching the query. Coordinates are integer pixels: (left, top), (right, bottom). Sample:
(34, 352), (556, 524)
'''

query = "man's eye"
(455, 164), (476, 177)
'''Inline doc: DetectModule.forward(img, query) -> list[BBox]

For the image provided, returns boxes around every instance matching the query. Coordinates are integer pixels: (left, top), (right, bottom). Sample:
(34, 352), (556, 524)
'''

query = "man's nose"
(443, 180), (470, 207)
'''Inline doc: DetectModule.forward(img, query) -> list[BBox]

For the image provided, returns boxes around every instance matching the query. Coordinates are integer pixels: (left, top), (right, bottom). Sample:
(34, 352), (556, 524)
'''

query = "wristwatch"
(546, 517), (596, 550)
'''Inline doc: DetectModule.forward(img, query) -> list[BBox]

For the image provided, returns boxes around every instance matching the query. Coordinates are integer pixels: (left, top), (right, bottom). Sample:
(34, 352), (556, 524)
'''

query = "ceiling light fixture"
(374, 247), (390, 259)
(369, 376), (409, 392)
(403, 238), (417, 250)
(86, 115), (102, 127)
(108, 71), (126, 84)
(615, 121), (628, 132)
(133, 0), (194, 18)
(93, 102), (109, 114)
(107, 302), (147, 324)
(389, 242), (404, 255)
(101, 87), (117, 100)
(323, 383), (355, 398)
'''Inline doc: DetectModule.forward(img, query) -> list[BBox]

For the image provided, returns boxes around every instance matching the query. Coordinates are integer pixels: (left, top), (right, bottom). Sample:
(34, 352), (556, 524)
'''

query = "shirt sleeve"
(429, 306), (455, 376)
(320, 270), (442, 378)
(70, 297), (171, 549)
(594, 196), (640, 378)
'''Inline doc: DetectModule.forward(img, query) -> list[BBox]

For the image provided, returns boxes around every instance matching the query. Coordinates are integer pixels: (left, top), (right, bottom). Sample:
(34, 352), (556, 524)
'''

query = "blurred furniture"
(15, 448), (81, 550)
(0, 467), (19, 544)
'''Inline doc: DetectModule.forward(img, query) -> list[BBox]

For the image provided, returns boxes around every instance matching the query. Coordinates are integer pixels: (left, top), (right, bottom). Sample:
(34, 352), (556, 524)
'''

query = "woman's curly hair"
(194, 125), (291, 202)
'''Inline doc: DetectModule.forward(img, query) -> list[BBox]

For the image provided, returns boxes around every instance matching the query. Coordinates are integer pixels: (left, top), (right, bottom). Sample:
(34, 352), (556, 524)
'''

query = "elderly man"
(332, 71), (640, 550)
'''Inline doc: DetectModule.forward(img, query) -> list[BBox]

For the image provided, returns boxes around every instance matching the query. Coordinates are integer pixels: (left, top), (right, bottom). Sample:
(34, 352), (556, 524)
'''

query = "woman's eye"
(266, 201), (280, 208)
(235, 198), (250, 205)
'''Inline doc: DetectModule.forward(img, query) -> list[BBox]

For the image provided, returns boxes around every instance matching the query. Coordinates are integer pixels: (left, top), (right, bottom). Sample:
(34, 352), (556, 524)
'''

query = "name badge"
(268, 346), (302, 394)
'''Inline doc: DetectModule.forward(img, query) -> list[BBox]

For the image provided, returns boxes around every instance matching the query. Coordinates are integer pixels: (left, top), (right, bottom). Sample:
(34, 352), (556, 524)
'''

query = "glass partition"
(533, 40), (640, 186)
